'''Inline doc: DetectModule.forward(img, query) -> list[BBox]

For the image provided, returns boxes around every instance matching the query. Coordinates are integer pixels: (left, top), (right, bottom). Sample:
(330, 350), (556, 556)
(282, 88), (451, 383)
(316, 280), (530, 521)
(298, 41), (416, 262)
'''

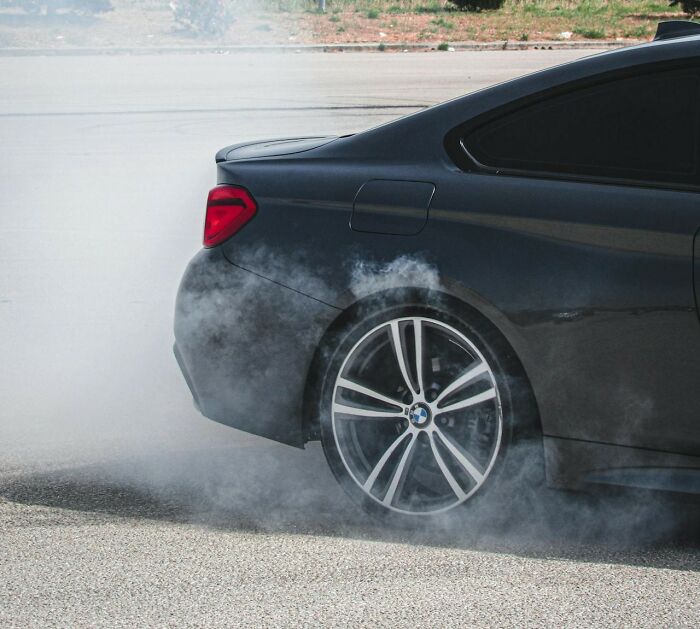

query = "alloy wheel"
(331, 316), (503, 515)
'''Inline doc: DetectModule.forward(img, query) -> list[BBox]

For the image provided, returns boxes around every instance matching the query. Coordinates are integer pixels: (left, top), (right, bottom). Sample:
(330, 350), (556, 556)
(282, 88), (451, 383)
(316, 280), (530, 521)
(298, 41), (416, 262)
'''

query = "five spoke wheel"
(330, 316), (503, 516)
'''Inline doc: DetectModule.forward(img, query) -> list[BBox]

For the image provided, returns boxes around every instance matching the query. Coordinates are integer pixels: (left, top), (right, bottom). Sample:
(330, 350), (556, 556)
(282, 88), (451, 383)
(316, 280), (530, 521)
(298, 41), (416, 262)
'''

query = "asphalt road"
(1, 50), (699, 628)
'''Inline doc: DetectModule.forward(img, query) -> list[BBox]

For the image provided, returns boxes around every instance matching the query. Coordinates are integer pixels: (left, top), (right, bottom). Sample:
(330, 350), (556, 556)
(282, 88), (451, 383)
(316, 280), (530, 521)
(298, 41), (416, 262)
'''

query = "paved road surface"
(1, 50), (698, 628)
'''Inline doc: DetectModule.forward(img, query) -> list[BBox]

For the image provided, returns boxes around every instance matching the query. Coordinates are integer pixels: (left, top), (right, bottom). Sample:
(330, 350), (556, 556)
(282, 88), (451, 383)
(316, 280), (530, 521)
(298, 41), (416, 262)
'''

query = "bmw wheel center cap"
(408, 403), (431, 427)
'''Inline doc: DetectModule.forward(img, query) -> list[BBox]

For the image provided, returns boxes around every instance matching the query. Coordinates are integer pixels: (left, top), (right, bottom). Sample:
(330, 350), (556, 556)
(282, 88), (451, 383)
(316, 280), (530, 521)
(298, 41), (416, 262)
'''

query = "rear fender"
(302, 283), (540, 443)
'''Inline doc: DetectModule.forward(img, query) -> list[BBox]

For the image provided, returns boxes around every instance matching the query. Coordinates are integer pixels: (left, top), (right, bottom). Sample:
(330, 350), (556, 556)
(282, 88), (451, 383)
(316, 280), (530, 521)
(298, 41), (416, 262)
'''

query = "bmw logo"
(409, 403), (431, 427)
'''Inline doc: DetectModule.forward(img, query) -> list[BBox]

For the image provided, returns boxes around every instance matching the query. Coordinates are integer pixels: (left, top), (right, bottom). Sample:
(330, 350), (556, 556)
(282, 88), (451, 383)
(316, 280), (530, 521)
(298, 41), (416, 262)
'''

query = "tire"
(318, 290), (540, 522)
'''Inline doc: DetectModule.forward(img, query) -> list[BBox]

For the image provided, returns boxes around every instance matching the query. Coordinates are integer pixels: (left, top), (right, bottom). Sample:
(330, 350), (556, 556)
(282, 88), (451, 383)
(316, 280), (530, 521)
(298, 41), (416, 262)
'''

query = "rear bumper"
(173, 247), (339, 447)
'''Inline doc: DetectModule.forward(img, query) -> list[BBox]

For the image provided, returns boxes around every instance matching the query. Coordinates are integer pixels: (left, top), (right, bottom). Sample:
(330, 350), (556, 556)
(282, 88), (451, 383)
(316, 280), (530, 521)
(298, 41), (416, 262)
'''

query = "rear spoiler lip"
(214, 136), (338, 163)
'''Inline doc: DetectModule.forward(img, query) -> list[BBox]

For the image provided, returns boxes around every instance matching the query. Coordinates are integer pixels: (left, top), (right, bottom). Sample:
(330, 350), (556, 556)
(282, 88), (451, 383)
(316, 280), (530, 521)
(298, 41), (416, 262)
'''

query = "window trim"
(446, 58), (700, 193)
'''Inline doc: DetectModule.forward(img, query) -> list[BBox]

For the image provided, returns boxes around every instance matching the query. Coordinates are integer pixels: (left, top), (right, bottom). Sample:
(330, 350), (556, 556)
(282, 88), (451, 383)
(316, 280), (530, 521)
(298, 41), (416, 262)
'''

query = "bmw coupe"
(175, 22), (700, 518)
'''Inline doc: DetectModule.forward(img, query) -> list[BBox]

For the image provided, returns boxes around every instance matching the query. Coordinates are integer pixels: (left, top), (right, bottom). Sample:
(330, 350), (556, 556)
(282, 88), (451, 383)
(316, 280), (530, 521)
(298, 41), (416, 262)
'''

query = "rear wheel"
(318, 295), (537, 520)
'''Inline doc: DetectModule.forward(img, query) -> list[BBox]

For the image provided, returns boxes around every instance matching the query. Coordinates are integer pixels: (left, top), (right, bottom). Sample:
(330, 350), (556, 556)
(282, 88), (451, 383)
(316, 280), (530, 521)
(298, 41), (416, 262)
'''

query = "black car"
(175, 22), (700, 519)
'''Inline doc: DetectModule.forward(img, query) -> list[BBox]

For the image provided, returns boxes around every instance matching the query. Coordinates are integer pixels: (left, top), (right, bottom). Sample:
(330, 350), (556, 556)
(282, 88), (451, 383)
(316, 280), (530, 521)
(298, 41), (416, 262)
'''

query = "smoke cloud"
(19, 245), (695, 548)
(349, 254), (441, 298)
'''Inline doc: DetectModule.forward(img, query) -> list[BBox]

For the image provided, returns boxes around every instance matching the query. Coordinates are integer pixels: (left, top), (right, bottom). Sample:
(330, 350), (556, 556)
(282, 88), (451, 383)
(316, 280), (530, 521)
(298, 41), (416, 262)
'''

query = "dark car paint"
(351, 179), (435, 236)
(218, 160), (700, 455)
(174, 247), (339, 447)
(215, 136), (338, 163)
(695, 229), (700, 314)
(175, 36), (700, 492)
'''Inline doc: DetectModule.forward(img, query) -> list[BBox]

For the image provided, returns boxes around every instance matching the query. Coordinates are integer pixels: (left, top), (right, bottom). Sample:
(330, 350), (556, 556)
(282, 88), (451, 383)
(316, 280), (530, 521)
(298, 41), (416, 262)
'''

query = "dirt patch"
(0, 2), (686, 49)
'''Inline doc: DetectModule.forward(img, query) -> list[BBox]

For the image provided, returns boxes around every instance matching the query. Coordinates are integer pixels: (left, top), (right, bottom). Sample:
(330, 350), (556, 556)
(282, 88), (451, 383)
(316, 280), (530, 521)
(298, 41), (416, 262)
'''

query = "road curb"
(0, 39), (634, 56)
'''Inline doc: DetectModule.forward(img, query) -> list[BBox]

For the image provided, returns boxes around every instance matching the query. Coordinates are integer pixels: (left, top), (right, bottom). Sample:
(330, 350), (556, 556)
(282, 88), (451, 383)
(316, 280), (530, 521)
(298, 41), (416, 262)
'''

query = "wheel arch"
(301, 282), (542, 444)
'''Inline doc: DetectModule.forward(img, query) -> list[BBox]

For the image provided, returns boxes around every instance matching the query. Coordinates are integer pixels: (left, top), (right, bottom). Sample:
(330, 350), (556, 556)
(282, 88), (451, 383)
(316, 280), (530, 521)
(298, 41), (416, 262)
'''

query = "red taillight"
(203, 185), (257, 248)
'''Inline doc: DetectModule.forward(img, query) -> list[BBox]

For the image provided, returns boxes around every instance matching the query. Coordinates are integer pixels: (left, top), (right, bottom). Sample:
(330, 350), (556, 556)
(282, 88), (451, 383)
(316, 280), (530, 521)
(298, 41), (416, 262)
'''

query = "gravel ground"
(1, 444), (698, 628)
(1, 50), (699, 628)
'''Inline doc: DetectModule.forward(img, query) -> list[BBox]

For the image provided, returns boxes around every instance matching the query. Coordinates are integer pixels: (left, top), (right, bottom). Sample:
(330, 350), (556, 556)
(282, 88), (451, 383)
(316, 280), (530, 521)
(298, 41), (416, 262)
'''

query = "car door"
(449, 62), (700, 456)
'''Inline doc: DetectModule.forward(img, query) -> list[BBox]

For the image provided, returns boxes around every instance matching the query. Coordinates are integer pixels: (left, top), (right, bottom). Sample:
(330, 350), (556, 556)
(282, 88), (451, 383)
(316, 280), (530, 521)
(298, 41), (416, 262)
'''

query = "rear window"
(462, 69), (700, 187)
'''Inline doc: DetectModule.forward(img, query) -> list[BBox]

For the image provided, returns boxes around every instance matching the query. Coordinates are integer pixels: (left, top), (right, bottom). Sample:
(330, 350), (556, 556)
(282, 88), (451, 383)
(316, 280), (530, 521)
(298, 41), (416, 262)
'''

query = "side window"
(461, 69), (700, 187)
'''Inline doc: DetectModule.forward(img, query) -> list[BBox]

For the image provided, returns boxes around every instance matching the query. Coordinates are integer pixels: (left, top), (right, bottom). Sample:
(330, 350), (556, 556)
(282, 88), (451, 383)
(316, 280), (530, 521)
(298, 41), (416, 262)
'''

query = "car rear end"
(173, 142), (344, 447)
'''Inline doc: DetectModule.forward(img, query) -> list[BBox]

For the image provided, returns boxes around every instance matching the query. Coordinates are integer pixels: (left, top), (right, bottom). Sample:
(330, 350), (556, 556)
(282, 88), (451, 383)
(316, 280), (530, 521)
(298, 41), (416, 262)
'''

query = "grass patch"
(431, 16), (454, 29)
(163, 0), (688, 45)
(414, 3), (445, 13)
(437, 41), (449, 50)
(623, 24), (652, 38)
(573, 26), (606, 39)
(520, 0), (668, 19)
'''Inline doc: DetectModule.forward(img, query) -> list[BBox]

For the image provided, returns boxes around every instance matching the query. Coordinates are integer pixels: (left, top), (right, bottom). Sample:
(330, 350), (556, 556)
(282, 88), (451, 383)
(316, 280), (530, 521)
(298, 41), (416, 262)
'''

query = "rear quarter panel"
(220, 157), (700, 457)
